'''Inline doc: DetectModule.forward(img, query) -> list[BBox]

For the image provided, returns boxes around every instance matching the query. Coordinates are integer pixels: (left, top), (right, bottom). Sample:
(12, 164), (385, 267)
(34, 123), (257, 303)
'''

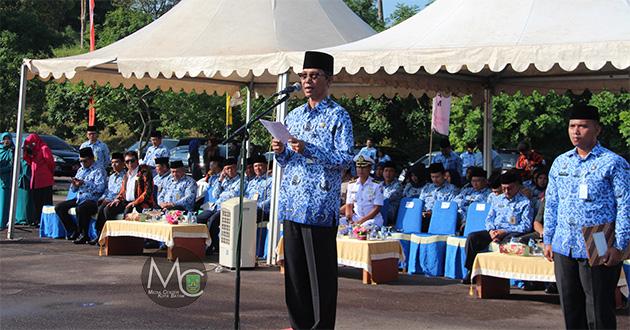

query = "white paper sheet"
(475, 203), (486, 211)
(441, 202), (450, 209)
(260, 119), (294, 144)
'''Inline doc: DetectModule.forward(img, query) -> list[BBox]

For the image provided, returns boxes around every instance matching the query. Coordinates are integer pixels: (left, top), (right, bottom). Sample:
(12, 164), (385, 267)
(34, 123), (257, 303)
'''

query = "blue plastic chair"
(39, 205), (97, 240)
(395, 197), (423, 233)
(380, 198), (389, 223)
(408, 200), (458, 276)
(444, 202), (490, 279)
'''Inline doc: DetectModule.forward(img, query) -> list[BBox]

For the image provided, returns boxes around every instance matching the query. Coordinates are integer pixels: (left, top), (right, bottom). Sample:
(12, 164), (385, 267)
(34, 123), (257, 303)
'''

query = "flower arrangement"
(165, 210), (184, 225)
(352, 226), (369, 240)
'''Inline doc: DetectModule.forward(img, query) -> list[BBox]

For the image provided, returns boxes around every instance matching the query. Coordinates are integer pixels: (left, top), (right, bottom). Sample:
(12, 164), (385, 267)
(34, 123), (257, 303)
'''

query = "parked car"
(127, 138), (179, 158)
(169, 143), (229, 170)
(497, 149), (520, 170)
(11, 133), (80, 177)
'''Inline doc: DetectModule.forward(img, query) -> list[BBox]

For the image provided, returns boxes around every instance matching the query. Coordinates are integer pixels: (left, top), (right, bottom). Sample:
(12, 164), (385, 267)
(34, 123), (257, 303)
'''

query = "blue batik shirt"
(403, 183), (424, 198)
(72, 164), (107, 205)
(454, 186), (491, 218)
(460, 151), (482, 177)
(275, 97), (354, 227)
(432, 152), (463, 176)
(383, 180), (403, 205)
(142, 144), (169, 167)
(419, 182), (459, 211)
(485, 192), (533, 233)
(246, 174), (272, 213)
(158, 175), (198, 211)
(211, 175), (241, 211)
(544, 143), (630, 257)
(80, 140), (110, 170)
(153, 172), (171, 194)
(102, 169), (126, 201)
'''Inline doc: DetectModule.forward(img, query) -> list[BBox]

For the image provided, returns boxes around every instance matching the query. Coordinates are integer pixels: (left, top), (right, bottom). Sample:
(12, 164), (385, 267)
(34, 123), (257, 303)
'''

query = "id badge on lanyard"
(578, 167), (588, 200)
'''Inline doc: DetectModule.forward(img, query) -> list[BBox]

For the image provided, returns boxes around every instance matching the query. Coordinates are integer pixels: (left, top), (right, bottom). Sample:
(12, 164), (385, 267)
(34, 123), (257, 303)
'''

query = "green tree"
(344, 0), (385, 32)
(388, 3), (420, 26)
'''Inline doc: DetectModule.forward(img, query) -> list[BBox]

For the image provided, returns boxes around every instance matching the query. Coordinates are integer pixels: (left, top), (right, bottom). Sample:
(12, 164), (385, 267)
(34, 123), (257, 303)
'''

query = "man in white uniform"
(341, 155), (384, 228)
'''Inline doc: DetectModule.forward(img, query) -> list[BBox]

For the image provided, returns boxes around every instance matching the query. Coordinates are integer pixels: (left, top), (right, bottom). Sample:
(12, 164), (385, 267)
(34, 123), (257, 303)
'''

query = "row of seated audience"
(54, 130), (272, 255)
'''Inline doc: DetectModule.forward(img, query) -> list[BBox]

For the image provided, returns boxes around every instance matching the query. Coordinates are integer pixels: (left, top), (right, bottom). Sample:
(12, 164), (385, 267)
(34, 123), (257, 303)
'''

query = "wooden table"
(98, 220), (210, 261)
(277, 236), (404, 284)
(470, 252), (628, 299)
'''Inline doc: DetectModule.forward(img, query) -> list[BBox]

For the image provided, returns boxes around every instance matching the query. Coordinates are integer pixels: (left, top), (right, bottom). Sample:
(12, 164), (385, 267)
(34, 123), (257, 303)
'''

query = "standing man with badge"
(141, 130), (169, 169)
(272, 51), (354, 329)
(544, 105), (629, 329)
(80, 126), (110, 170)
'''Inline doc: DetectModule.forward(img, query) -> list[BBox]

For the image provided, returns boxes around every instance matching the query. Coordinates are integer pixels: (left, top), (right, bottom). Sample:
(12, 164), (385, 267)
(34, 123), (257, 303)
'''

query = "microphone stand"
(222, 93), (290, 330)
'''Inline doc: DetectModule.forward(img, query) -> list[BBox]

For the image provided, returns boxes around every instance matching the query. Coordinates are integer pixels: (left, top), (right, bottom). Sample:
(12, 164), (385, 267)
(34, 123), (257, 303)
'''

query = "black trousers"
(55, 198), (97, 237)
(553, 253), (621, 330)
(197, 210), (221, 249)
(30, 185), (53, 225)
(283, 220), (338, 330)
(96, 201), (141, 234)
(464, 230), (523, 270)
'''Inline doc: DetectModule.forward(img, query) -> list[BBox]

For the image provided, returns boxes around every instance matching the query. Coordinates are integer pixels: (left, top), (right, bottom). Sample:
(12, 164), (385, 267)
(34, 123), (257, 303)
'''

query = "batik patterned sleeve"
(543, 159), (560, 245)
(485, 203), (497, 231)
(260, 178), (272, 211)
(301, 108), (354, 170)
(514, 199), (534, 233)
(613, 158), (630, 250)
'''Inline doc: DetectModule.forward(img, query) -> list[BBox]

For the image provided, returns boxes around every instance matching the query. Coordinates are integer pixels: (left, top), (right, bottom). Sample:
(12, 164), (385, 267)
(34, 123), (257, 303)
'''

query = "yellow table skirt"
(471, 252), (628, 286)
(98, 220), (211, 248)
(277, 236), (404, 274)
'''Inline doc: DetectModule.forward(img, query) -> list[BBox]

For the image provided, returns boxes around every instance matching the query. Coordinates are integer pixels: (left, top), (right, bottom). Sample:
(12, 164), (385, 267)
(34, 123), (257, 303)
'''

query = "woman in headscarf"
(188, 139), (202, 180)
(402, 164), (428, 198)
(23, 133), (55, 226)
(0, 133), (14, 229)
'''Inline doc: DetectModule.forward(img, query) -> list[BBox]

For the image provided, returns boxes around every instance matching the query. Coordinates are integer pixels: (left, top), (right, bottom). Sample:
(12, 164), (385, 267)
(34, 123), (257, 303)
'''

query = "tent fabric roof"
(288, 0), (630, 97)
(24, 0), (375, 95)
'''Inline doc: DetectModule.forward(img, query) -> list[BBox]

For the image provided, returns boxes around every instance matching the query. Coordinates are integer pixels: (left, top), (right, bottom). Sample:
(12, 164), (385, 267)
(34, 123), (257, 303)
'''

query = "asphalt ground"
(0, 178), (627, 329)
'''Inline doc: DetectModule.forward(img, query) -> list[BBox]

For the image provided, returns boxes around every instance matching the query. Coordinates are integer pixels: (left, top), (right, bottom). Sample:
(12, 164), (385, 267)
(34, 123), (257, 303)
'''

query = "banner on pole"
(226, 94), (233, 126)
(431, 94), (451, 136)
(89, 0), (95, 51)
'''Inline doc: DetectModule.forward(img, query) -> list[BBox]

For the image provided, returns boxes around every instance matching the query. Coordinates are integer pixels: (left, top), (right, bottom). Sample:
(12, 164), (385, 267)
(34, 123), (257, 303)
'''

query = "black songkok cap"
(246, 157), (255, 165)
(303, 51), (334, 76)
(87, 125), (97, 132)
(569, 104), (600, 121)
(224, 157), (237, 166)
(155, 157), (169, 166)
(252, 155), (267, 164)
(500, 171), (521, 185)
(428, 162), (445, 174)
(381, 161), (396, 169)
(111, 152), (124, 161)
(439, 139), (451, 149)
(79, 147), (94, 158)
(150, 130), (162, 138)
(469, 167), (487, 178)
(169, 160), (184, 168)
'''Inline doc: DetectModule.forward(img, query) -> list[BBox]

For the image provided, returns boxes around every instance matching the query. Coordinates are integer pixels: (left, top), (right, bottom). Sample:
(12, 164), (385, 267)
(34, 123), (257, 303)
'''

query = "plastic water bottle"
(185, 212), (192, 224)
(191, 214), (197, 224)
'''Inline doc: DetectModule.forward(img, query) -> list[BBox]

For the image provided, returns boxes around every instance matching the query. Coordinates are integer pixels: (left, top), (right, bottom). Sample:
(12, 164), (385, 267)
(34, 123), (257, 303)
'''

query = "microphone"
(274, 82), (302, 96)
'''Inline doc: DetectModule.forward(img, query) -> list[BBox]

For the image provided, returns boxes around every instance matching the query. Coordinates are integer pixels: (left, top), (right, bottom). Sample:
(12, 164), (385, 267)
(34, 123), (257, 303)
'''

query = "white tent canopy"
(24, 0), (375, 95)
(281, 0), (630, 98)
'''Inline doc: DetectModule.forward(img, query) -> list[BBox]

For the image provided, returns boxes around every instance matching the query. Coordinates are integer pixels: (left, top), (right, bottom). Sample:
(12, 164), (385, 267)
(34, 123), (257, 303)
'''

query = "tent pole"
(7, 64), (28, 239)
(483, 87), (493, 177)
(266, 72), (288, 265)
(245, 80), (253, 157)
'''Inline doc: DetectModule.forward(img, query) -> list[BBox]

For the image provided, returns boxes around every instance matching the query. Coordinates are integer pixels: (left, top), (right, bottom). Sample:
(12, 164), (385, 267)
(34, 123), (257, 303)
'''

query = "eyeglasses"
(125, 159), (137, 164)
(298, 72), (327, 81)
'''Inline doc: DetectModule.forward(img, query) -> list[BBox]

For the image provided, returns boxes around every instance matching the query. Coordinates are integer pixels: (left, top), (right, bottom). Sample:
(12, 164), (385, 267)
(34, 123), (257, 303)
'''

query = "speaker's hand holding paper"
(261, 119), (294, 144)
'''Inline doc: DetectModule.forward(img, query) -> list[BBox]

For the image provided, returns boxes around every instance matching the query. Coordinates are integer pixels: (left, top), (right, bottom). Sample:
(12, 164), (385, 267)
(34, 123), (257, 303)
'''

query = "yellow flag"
(226, 94), (232, 126)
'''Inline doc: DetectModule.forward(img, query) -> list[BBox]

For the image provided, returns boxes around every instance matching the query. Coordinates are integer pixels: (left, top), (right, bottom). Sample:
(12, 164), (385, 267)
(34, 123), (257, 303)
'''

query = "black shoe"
(205, 245), (219, 256)
(544, 283), (558, 294)
(88, 238), (99, 246)
(461, 271), (472, 285)
(67, 231), (80, 241)
(73, 234), (88, 244)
